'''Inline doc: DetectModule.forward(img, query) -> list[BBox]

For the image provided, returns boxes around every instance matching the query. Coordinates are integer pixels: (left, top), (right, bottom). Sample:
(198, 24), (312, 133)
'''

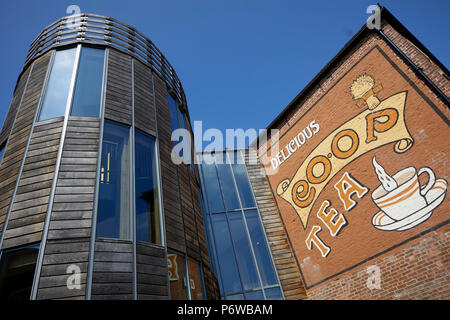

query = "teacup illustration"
(371, 157), (447, 231)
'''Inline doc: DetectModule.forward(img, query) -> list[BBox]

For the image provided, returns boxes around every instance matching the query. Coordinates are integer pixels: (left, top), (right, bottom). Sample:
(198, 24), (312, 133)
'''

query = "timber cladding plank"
(104, 49), (132, 125)
(244, 149), (307, 299)
(134, 60), (156, 136)
(91, 239), (133, 300)
(136, 242), (168, 299)
(36, 117), (100, 300)
(0, 53), (52, 247)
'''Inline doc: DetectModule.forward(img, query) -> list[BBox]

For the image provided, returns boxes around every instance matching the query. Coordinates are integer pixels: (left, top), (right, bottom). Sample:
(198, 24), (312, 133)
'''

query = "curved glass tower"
(0, 13), (218, 300)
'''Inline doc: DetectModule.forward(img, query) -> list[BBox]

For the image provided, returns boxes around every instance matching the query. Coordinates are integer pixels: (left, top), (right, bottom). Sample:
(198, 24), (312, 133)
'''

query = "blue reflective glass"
(215, 153), (240, 211)
(200, 163), (225, 213)
(206, 215), (224, 295)
(168, 94), (179, 132)
(231, 152), (255, 208)
(264, 286), (283, 300)
(245, 290), (264, 300)
(227, 211), (260, 291)
(210, 213), (243, 295)
(97, 121), (131, 239)
(245, 209), (278, 286)
(135, 130), (161, 244)
(39, 48), (77, 121)
(226, 294), (245, 300)
(0, 143), (6, 166)
(70, 47), (105, 117)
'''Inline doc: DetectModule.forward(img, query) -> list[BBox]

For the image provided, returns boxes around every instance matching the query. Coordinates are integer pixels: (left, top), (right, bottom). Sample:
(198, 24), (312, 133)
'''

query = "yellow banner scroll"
(276, 91), (413, 229)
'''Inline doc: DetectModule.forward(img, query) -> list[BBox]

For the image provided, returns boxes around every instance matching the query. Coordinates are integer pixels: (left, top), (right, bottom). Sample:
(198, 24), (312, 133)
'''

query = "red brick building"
(256, 6), (449, 299)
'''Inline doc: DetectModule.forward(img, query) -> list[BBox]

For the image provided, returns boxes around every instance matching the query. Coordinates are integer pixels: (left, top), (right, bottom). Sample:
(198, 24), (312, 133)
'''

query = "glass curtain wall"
(198, 151), (283, 300)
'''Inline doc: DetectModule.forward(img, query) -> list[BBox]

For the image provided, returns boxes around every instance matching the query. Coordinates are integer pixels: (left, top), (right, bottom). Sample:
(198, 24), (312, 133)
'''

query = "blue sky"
(0, 0), (448, 151)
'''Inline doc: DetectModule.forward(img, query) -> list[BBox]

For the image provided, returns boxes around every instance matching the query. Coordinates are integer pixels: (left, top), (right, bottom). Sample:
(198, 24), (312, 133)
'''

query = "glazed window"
(135, 130), (161, 245)
(0, 141), (6, 166)
(39, 48), (77, 121)
(96, 121), (131, 240)
(0, 244), (39, 300)
(70, 47), (105, 117)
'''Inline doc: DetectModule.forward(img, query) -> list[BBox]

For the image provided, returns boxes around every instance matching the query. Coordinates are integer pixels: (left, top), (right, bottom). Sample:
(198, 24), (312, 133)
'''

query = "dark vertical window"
(135, 130), (161, 244)
(70, 47), (105, 117)
(215, 154), (240, 211)
(39, 48), (77, 121)
(0, 244), (39, 300)
(97, 121), (131, 239)
(0, 142), (6, 166)
(201, 162), (225, 213)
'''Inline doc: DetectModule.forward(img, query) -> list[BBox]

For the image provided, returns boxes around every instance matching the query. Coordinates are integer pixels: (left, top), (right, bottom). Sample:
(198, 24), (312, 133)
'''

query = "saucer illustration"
(370, 158), (447, 232)
(372, 179), (447, 231)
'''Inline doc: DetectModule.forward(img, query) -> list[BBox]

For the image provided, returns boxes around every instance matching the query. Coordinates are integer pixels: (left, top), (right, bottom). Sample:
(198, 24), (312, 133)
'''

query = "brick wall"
(306, 227), (449, 300)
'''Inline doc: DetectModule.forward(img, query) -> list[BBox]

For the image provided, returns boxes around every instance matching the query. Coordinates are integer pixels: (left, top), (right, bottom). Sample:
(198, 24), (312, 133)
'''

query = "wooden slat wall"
(245, 149), (307, 300)
(104, 49), (132, 125)
(190, 177), (209, 268)
(179, 165), (200, 261)
(0, 67), (31, 145)
(91, 239), (133, 300)
(2, 118), (63, 249)
(36, 116), (100, 300)
(154, 75), (185, 253)
(134, 59), (156, 136)
(202, 265), (221, 300)
(0, 53), (51, 243)
(136, 242), (168, 300)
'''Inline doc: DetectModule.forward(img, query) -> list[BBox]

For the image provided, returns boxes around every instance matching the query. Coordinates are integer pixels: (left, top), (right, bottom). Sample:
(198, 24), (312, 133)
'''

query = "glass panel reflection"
(97, 121), (131, 239)
(227, 211), (260, 291)
(245, 290), (263, 300)
(135, 130), (161, 244)
(245, 209), (278, 286)
(200, 163), (225, 213)
(215, 154), (240, 211)
(210, 213), (242, 295)
(39, 48), (77, 121)
(264, 286), (283, 300)
(231, 152), (255, 208)
(70, 47), (105, 117)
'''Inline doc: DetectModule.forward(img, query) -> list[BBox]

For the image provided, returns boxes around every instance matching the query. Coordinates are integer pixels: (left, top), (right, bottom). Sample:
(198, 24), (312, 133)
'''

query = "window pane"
(210, 213), (242, 295)
(168, 251), (188, 300)
(264, 286), (283, 300)
(97, 121), (131, 239)
(245, 209), (278, 286)
(168, 94), (179, 132)
(0, 142), (6, 166)
(0, 244), (39, 300)
(215, 153), (240, 211)
(226, 293), (244, 300)
(39, 48), (77, 121)
(227, 211), (260, 291)
(231, 152), (255, 208)
(135, 130), (161, 244)
(187, 258), (205, 300)
(70, 47), (105, 117)
(245, 290), (264, 300)
(200, 163), (225, 213)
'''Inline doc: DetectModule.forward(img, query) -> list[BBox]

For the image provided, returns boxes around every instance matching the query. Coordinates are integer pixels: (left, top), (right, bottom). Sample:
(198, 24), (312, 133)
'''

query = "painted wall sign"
(260, 44), (449, 289)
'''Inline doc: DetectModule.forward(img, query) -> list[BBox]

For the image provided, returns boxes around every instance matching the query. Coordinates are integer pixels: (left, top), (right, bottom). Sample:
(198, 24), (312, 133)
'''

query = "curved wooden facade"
(0, 14), (219, 300)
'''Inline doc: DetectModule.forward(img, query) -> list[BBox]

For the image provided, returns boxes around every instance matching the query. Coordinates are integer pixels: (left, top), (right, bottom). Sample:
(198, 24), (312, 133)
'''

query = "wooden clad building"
(0, 13), (219, 300)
